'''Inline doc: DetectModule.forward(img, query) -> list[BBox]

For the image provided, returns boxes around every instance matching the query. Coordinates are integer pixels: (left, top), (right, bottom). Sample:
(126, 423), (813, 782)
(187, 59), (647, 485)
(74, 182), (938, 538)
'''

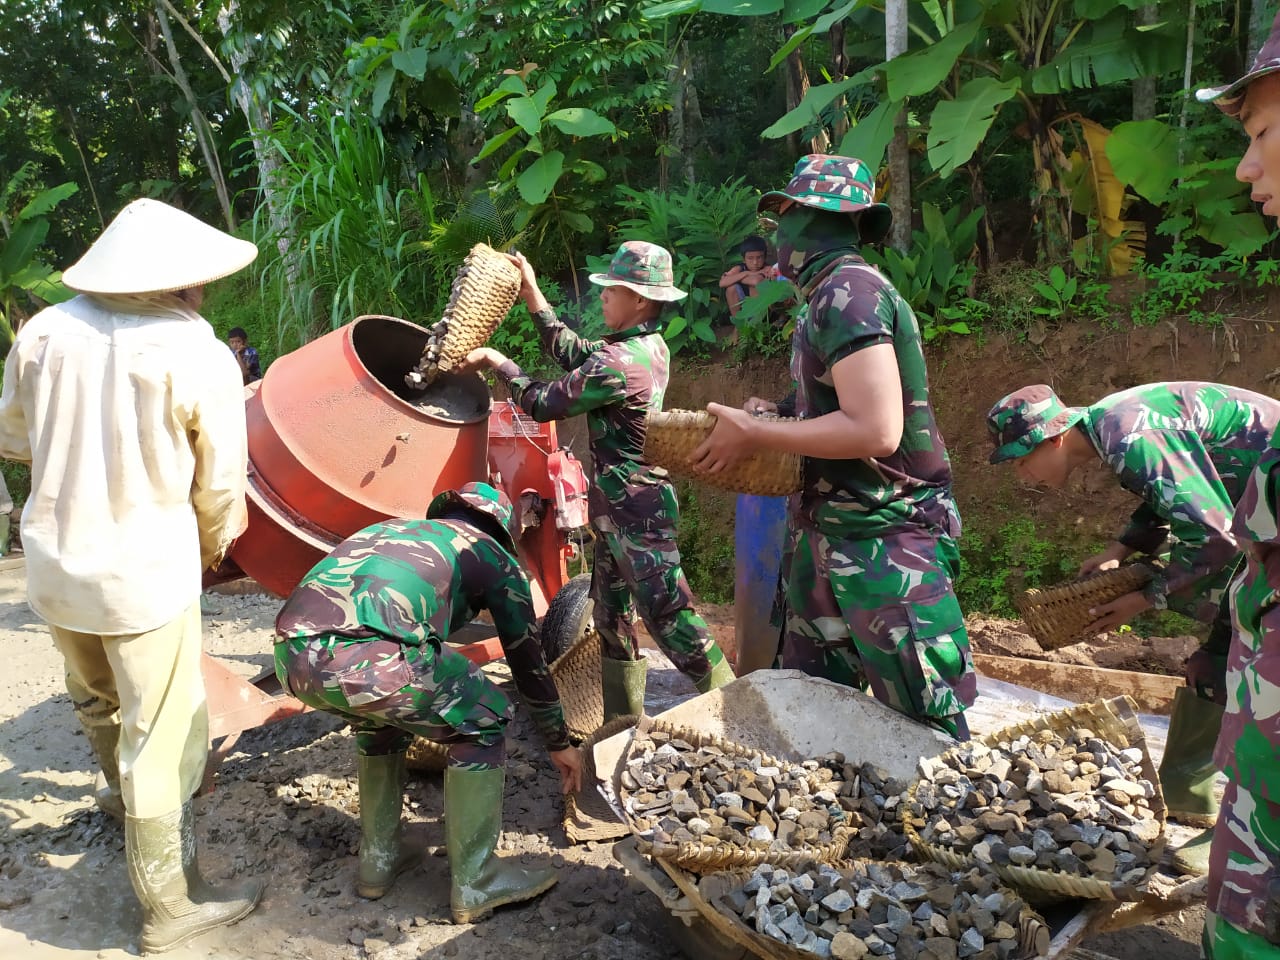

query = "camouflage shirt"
(496, 308), (677, 531)
(791, 255), (959, 541)
(1079, 382), (1280, 606)
(275, 518), (569, 751)
(1215, 424), (1280, 801)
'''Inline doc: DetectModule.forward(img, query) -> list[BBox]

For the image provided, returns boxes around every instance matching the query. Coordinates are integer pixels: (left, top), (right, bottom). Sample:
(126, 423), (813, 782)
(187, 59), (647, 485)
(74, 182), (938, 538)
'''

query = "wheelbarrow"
(591, 670), (1208, 960)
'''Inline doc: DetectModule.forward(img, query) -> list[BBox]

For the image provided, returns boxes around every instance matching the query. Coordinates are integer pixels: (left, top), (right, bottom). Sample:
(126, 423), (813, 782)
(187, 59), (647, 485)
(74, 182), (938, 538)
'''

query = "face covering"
(774, 206), (860, 282)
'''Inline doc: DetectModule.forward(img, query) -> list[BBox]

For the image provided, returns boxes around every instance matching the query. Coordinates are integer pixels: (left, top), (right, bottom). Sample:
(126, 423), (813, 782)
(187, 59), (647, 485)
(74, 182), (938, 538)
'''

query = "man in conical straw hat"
(1195, 13), (1280, 958)
(0, 199), (262, 952)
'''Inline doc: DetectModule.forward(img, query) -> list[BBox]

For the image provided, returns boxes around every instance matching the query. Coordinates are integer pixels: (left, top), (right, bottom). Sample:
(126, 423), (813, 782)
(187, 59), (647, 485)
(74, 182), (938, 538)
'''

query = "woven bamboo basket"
(405, 735), (448, 773)
(616, 715), (852, 873)
(655, 857), (1052, 960)
(903, 696), (1167, 902)
(643, 409), (802, 496)
(564, 714), (640, 844)
(406, 242), (520, 388)
(1016, 564), (1154, 650)
(549, 629), (605, 742)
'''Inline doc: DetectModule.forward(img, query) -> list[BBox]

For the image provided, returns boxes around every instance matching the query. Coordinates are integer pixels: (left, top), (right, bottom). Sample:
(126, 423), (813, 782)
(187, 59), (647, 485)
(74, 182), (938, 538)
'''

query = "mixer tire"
(541, 573), (594, 664)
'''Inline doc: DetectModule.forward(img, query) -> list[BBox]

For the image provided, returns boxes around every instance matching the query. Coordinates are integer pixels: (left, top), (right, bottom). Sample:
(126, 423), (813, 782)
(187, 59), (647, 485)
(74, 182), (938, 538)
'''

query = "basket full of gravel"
(904, 696), (1166, 902)
(658, 857), (1051, 960)
(616, 716), (854, 872)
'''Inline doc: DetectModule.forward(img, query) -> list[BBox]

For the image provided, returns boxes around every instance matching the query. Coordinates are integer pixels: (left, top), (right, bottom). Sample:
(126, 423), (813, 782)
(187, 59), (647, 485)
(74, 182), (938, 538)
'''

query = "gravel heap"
(910, 726), (1162, 886)
(711, 859), (1047, 960)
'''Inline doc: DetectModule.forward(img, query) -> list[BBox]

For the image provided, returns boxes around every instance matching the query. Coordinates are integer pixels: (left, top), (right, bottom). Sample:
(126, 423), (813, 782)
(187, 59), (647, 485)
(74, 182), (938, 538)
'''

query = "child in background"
(227, 327), (262, 384)
(719, 236), (774, 317)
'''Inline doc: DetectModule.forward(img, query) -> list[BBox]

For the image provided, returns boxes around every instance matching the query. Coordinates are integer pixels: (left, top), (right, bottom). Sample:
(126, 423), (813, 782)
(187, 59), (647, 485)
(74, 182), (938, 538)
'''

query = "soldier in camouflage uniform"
(693, 155), (975, 739)
(1196, 16), (1280, 957)
(274, 482), (581, 923)
(986, 382), (1280, 877)
(462, 243), (734, 719)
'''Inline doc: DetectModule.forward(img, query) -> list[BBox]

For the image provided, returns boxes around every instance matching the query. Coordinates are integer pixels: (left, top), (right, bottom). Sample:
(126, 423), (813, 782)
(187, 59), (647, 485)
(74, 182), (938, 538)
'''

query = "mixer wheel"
(541, 573), (594, 663)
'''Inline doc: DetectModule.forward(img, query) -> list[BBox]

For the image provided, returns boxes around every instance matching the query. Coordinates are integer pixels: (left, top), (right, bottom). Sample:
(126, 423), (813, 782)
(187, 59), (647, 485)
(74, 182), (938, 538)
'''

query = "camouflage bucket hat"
(1197, 10), (1280, 116)
(427, 481), (519, 554)
(758, 154), (893, 244)
(986, 385), (1084, 465)
(588, 241), (687, 302)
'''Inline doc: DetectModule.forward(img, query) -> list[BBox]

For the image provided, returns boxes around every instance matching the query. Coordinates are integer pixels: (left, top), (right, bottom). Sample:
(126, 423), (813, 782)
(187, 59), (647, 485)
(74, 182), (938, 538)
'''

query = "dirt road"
(0, 560), (1203, 959)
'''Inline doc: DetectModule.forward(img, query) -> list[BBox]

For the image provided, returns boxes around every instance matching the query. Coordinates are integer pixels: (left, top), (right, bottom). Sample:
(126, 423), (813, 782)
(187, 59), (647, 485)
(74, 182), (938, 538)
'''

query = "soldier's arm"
(529, 306), (606, 372)
(495, 351), (627, 423)
(477, 546), (571, 752)
(1111, 433), (1239, 607)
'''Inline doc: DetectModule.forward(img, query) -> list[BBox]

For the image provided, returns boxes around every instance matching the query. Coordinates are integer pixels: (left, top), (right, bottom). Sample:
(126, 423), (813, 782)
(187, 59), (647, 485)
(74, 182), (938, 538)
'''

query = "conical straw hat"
(62, 198), (258, 295)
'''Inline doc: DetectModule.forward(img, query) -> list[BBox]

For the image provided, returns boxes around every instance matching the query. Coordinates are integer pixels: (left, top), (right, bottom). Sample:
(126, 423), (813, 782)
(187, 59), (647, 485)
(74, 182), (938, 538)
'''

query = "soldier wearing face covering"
(693, 155), (974, 739)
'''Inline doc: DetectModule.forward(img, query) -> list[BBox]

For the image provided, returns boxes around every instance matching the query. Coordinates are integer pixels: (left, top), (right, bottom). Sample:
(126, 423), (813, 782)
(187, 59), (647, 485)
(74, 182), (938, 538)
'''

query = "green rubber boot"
(444, 766), (557, 923)
(81, 720), (126, 823)
(356, 751), (419, 899)
(601, 656), (647, 721)
(1159, 685), (1225, 828)
(125, 803), (263, 954)
(1172, 825), (1214, 877)
(694, 657), (736, 694)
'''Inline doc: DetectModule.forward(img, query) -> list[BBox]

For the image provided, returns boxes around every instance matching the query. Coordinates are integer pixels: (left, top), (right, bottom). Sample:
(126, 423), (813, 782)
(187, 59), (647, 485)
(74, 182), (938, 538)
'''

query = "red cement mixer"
(201, 314), (592, 757)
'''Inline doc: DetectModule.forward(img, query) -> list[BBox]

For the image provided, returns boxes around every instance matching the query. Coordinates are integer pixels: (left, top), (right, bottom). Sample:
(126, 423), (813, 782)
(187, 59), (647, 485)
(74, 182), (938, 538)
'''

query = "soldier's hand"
(744, 396), (777, 416)
(1083, 589), (1152, 636)
(1079, 542), (1131, 577)
(1185, 648), (1228, 704)
(549, 746), (582, 795)
(691, 402), (755, 475)
(458, 347), (506, 372)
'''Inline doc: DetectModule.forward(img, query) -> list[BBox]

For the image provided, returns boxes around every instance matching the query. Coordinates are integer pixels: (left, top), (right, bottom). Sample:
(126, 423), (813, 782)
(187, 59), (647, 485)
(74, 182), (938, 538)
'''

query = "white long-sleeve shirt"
(0, 294), (248, 634)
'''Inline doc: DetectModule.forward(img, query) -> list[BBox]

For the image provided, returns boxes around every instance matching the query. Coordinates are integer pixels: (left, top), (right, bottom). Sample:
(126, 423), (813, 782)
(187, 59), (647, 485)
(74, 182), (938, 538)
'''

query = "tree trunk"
(830, 21), (849, 143)
(885, 0), (911, 252)
(155, 2), (234, 229)
(783, 25), (826, 156)
(681, 42), (705, 185)
(1132, 6), (1158, 121)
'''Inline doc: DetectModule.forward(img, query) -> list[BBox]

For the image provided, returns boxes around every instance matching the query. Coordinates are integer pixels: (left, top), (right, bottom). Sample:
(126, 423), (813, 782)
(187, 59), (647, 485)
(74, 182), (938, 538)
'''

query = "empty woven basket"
(406, 242), (520, 388)
(643, 409), (802, 496)
(1016, 564), (1155, 650)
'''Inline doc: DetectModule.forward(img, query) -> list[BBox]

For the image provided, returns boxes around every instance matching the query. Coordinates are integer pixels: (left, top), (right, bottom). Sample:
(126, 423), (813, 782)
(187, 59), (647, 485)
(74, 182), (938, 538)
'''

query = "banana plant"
(0, 170), (78, 350)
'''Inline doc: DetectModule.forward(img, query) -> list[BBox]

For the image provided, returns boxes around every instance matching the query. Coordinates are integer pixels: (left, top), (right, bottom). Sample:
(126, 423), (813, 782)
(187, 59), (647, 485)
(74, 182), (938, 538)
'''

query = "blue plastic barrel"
(734, 494), (788, 675)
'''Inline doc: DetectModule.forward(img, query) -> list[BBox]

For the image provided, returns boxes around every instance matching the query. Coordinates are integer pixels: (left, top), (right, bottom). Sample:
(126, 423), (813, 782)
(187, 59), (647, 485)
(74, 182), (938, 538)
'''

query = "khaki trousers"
(49, 602), (208, 818)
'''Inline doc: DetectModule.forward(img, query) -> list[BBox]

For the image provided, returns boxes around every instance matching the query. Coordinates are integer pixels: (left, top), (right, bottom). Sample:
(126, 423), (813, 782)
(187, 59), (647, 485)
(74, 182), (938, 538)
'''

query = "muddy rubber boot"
(601, 656), (647, 721)
(356, 751), (419, 899)
(694, 657), (736, 694)
(1172, 825), (1214, 877)
(1159, 685), (1225, 828)
(81, 721), (125, 823)
(444, 766), (557, 923)
(125, 803), (263, 954)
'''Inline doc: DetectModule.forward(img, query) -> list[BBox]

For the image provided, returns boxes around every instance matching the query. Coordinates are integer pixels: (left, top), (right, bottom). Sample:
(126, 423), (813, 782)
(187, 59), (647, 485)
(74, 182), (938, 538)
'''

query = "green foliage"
(1031, 266), (1077, 321)
(0, 163), (78, 347)
(200, 262), (283, 370)
(1129, 245), (1229, 327)
(957, 516), (1085, 618)
(252, 105), (442, 351)
(732, 279), (797, 360)
(863, 202), (986, 341)
(672, 481), (735, 604)
(474, 70), (617, 276)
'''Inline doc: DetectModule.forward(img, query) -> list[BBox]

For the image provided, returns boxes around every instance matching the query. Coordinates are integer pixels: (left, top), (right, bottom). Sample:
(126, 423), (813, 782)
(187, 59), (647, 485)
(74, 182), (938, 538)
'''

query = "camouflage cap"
(1197, 11), (1280, 116)
(427, 481), (519, 554)
(985, 385), (1084, 464)
(758, 154), (892, 243)
(588, 241), (687, 302)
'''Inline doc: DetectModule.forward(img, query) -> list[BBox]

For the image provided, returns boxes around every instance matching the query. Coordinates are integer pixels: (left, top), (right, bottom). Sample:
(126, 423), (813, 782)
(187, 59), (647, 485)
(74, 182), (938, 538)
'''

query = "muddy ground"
(0, 561), (1203, 960)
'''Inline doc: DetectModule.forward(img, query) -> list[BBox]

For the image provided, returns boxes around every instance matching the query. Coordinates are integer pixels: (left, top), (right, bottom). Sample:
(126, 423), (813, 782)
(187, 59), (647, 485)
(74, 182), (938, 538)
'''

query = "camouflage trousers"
(592, 522), (726, 683)
(783, 527), (976, 739)
(275, 635), (511, 769)
(1204, 781), (1280, 954)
